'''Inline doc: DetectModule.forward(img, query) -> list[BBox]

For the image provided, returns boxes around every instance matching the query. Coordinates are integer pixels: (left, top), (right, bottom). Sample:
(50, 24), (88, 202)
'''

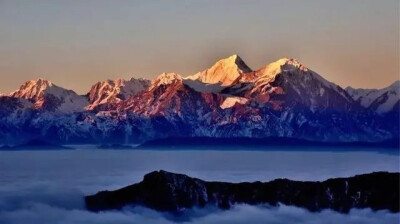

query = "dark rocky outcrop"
(85, 171), (399, 214)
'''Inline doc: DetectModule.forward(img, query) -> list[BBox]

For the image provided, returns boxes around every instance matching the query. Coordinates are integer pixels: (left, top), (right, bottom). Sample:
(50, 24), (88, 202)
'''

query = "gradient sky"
(0, 0), (398, 94)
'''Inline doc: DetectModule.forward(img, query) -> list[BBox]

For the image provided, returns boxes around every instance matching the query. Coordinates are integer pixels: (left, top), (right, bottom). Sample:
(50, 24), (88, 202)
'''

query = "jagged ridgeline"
(86, 171), (400, 214)
(0, 55), (398, 145)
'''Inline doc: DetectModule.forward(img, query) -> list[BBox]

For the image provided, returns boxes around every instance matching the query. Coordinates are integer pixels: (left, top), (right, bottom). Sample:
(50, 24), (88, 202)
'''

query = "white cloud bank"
(0, 187), (398, 224)
(0, 150), (398, 224)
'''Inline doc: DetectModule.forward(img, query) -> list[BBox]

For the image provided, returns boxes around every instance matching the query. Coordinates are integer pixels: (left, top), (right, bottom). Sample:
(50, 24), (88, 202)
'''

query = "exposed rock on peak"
(255, 58), (308, 84)
(345, 81), (399, 114)
(86, 78), (150, 110)
(219, 54), (252, 73)
(273, 57), (307, 71)
(9, 78), (54, 100)
(119, 72), (222, 118)
(187, 54), (253, 87)
(8, 78), (88, 113)
(152, 73), (183, 87)
(237, 57), (356, 110)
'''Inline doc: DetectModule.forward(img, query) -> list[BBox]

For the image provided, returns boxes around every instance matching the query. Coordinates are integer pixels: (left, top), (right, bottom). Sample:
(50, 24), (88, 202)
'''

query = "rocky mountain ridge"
(345, 81), (399, 114)
(85, 170), (400, 214)
(0, 55), (398, 145)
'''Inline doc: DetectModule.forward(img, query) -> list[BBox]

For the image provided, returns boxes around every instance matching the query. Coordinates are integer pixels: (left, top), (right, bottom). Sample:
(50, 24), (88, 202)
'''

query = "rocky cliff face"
(8, 78), (88, 113)
(86, 78), (150, 110)
(85, 170), (400, 214)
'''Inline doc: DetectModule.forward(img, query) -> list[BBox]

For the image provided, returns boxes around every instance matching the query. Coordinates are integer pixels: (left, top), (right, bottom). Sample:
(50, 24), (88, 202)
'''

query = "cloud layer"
(0, 176), (398, 224)
(0, 190), (398, 224)
(0, 150), (398, 223)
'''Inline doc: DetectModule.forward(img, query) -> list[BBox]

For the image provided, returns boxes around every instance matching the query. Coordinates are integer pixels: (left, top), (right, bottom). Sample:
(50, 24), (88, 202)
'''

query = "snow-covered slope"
(345, 81), (399, 114)
(150, 73), (182, 90)
(222, 57), (355, 111)
(220, 96), (248, 109)
(118, 72), (224, 118)
(253, 58), (308, 85)
(9, 78), (88, 113)
(86, 78), (150, 110)
(184, 56), (355, 111)
(185, 55), (254, 92)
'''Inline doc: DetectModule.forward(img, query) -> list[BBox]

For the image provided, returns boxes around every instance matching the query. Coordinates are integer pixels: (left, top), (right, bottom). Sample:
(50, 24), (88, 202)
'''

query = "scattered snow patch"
(220, 96), (248, 109)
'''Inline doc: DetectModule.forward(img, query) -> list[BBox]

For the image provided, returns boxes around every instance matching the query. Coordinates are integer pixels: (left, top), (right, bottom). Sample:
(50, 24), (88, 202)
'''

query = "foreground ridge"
(85, 171), (399, 214)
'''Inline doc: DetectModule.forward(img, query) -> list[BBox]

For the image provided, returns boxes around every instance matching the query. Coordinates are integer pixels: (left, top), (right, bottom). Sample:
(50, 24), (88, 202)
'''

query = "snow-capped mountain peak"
(186, 54), (253, 87)
(275, 57), (307, 71)
(345, 81), (399, 114)
(0, 55), (397, 145)
(255, 58), (308, 84)
(151, 73), (182, 88)
(239, 57), (356, 110)
(216, 54), (252, 73)
(86, 77), (150, 110)
(8, 78), (88, 113)
(9, 78), (54, 100)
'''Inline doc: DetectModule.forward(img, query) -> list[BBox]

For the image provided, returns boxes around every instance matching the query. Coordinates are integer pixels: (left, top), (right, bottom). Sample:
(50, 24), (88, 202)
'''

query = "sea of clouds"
(0, 149), (398, 224)
(0, 187), (397, 224)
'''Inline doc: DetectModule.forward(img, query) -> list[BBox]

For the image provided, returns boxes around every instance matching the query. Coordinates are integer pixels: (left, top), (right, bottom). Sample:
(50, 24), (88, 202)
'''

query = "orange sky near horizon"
(0, 0), (398, 94)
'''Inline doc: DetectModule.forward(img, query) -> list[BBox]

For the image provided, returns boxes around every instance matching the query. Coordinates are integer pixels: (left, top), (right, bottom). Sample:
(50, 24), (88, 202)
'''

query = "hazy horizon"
(0, 0), (399, 94)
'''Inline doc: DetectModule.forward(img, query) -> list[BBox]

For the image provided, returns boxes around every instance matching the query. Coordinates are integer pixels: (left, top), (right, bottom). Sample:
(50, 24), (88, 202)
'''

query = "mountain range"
(0, 55), (398, 145)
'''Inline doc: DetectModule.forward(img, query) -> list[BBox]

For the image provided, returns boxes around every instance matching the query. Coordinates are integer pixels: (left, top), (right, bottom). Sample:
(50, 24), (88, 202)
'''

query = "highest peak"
(187, 54), (253, 87)
(222, 54), (241, 63)
(215, 54), (252, 72)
